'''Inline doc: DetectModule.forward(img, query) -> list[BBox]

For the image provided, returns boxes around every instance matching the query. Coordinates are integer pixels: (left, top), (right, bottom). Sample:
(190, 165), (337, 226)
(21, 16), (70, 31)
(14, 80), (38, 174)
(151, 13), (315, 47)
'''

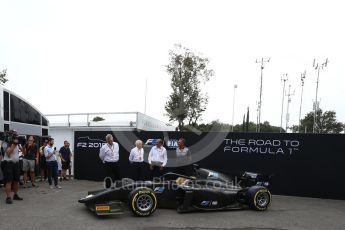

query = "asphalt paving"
(1, 180), (345, 230)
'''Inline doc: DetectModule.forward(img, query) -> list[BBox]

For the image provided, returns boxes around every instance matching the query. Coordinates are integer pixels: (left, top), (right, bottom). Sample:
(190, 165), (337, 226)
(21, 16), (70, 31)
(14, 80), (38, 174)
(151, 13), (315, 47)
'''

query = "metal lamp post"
(231, 84), (238, 132)
(285, 85), (295, 132)
(255, 58), (270, 132)
(280, 73), (288, 133)
(312, 58), (328, 133)
(298, 71), (306, 133)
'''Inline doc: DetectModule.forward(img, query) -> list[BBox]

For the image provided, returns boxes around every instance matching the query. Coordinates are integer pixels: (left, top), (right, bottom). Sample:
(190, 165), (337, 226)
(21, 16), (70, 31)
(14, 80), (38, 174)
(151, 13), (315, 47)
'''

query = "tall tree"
(165, 44), (213, 130)
(187, 120), (231, 132)
(0, 69), (8, 85)
(260, 121), (282, 133)
(292, 109), (344, 134)
(242, 114), (245, 132)
(186, 85), (208, 126)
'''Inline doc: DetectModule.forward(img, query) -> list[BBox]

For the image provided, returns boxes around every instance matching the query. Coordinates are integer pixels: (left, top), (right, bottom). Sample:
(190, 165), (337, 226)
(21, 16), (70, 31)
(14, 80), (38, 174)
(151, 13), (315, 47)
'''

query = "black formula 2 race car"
(78, 165), (272, 217)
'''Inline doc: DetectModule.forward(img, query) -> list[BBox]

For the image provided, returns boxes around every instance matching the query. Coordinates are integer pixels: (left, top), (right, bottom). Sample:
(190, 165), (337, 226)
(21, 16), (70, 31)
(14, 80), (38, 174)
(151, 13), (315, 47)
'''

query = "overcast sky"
(1, 0), (344, 129)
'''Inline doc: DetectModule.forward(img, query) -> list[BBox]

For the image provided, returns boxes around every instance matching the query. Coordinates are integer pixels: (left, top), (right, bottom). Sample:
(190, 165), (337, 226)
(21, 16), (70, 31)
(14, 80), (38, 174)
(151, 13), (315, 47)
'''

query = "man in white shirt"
(99, 134), (120, 188)
(44, 137), (61, 189)
(129, 140), (145, 181)
(176, 138), (193, 176)
(148, 139), (167, 179)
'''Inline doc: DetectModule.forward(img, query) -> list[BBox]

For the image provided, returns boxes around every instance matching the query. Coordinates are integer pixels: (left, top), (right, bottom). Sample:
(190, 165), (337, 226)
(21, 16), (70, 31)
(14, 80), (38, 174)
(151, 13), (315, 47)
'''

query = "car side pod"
(128, 187), (157, 217)
(177, 190), (194, 213)
(246, 186), (272, 211)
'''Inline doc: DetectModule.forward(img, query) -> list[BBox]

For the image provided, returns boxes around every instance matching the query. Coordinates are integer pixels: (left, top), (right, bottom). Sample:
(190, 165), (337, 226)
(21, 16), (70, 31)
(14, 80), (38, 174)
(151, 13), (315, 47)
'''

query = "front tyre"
(128, 187), (157, 217)
(246, 186), (272, 211)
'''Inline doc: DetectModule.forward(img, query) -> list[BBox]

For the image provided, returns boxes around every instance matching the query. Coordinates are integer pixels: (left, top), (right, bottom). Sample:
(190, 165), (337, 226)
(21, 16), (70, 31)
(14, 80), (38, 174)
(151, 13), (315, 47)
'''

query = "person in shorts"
(22, 136), (38, 187)
(59, 140), (72, 181)
(2, 135), (24, 204)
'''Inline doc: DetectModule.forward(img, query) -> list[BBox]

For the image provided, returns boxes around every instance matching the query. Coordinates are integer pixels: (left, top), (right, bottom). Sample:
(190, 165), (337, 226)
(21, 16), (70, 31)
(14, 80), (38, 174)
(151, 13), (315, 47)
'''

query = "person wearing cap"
(148, 139), (167, 179)
(44, 138), (61, 189)
(2, 134), (24, 204)
(99, 134), (120, 188)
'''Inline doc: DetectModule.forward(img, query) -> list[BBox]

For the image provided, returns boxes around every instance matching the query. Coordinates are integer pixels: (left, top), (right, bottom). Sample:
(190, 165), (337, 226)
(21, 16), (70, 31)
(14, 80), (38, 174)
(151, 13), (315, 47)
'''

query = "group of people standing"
(1, 133), (72, 204)
(99, 134), (192, 188)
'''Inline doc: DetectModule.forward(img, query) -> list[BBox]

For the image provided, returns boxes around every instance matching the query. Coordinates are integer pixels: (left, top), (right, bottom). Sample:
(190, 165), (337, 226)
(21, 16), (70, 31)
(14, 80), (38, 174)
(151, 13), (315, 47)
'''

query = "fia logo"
(166, 139), (178, 149)
(154, 187), (165, 193)
(200, 200), (218, 206)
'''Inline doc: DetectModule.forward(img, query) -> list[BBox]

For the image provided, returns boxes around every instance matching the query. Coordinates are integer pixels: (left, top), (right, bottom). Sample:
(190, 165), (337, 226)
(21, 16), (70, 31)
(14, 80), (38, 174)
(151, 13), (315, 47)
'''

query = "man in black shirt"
(22, 136), (38, 187)
(59, 141), (72, 181)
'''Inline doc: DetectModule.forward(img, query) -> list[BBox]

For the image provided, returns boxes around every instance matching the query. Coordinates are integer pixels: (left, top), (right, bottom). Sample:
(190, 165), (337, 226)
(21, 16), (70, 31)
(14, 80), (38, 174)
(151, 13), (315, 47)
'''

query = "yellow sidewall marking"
(253, 189), (271, 210)
(132, 193), (139, 211)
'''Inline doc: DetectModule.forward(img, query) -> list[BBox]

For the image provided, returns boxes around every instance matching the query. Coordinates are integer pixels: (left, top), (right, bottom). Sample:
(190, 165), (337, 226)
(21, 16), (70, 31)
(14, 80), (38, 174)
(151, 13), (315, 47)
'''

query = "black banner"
(74, 131), (345, 200)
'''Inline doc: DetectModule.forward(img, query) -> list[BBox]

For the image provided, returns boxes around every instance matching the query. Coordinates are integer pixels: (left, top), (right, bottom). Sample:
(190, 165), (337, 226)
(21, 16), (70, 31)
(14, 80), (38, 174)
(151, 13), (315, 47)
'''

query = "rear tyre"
(128, 187), (157, 217)
(246, 186), (271, 211)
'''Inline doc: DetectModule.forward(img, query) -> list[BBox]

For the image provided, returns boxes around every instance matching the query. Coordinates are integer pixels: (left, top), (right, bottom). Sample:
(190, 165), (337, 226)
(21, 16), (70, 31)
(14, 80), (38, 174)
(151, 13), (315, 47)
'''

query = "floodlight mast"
(231, 84), (238, 132)
(312, 58), (328, 133)
(298, 71), (306, 133)
(285, 85), (295, 132)
(255, 57), (270, 132)
(280, 73), (288, 133)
